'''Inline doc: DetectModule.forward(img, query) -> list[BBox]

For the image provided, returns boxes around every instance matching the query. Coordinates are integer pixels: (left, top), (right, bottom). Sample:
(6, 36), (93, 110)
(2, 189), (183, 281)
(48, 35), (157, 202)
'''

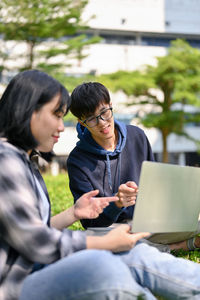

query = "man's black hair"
(70, 82), (111, 120)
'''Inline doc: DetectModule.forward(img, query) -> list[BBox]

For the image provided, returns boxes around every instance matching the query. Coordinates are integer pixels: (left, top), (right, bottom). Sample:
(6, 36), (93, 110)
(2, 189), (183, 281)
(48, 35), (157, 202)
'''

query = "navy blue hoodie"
(67, 120), (154, 228)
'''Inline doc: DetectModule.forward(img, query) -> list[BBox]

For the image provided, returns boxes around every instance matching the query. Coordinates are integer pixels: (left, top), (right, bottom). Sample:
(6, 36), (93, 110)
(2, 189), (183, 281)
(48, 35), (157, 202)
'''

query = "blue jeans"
(20, 242), (200, 300)
(119, 241), (200, 299)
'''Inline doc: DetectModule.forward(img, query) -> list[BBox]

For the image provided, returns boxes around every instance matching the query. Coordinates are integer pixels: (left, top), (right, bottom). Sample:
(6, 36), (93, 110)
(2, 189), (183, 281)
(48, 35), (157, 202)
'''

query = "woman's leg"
(118, 241), (200, 299)
(20, 249), (156, 300)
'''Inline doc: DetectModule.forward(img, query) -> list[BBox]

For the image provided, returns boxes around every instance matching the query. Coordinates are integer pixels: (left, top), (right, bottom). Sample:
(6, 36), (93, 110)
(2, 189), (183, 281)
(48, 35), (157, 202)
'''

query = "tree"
(0, 0), (99, 74)
(99, 39), (200, 162)
(38, 33), (101, 75)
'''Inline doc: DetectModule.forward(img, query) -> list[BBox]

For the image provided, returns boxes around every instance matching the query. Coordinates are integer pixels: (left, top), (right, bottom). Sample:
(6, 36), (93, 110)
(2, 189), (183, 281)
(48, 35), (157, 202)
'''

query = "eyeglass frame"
(81, 107), (113, 128)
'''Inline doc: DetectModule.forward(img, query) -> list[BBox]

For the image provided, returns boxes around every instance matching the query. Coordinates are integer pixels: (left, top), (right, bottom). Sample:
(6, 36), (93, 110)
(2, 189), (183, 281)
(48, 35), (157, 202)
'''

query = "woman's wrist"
(51, 206), (79, 230)
(72, 204), (81, 222)
(86, 235), (112, 250)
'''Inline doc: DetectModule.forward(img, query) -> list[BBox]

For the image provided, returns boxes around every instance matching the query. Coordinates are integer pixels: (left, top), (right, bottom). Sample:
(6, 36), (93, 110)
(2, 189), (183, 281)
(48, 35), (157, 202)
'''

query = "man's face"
(79, 102), (115, 147)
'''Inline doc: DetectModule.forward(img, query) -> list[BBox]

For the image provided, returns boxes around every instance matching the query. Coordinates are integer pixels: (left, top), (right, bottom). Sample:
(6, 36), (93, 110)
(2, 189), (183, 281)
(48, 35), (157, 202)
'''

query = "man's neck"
(93, 129), (118, 152)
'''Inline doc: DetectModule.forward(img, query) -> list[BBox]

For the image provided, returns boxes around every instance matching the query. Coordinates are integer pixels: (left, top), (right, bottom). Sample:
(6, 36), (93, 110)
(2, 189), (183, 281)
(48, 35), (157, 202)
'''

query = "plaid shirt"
(0, 140), (86, 300)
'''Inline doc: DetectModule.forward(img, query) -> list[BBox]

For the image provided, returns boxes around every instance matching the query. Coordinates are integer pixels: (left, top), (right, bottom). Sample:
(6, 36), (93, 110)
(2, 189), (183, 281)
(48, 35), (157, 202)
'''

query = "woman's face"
(30, 93), (66, 152)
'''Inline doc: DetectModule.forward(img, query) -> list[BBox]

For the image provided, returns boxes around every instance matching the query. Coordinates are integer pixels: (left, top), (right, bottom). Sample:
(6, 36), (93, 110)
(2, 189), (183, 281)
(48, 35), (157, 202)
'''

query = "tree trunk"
(27, 41), (35, 69)
(161, 130), (169, 163)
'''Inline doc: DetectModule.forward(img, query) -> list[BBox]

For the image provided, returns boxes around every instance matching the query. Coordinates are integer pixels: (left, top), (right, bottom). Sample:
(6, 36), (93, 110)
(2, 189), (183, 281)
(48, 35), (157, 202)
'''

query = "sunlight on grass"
(172, 249), (200, 263)
(43, 172), (84, 231)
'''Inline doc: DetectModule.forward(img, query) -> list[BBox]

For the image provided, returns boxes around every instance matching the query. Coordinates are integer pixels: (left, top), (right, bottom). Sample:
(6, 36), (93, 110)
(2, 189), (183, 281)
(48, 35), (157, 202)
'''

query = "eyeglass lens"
(86, 108), (113, 127)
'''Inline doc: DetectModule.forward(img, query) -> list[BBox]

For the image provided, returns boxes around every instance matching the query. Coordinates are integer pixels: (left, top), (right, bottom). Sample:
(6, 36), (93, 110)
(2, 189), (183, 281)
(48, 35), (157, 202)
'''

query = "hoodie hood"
(76, 119), (127, 156)
(76, 120), (127, 192)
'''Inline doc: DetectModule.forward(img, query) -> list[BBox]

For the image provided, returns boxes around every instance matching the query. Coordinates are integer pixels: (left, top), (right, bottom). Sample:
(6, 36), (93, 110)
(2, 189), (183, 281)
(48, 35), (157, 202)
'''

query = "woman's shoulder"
(0, 139), (27, 157)
(0, 139), (30, 170)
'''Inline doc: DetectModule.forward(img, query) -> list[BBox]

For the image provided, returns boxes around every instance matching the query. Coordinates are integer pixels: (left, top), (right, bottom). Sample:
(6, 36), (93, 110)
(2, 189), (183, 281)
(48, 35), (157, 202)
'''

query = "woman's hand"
(74, 190), (118, 219)
(51, 190), (118, 230)
(87, 224), (150, 253)
(115, 181), (138, 208)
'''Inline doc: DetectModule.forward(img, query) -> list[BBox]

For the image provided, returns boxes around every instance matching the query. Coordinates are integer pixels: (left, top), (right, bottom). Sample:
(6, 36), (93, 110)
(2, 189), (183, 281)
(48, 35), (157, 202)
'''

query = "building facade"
(55, 0), (200, 167)
(1, 0), (200, 167)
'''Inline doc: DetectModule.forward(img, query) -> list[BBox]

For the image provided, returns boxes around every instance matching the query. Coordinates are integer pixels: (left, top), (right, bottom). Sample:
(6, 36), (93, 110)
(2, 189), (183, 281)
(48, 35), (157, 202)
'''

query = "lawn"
(43, 172), (200, 263)
(43, 172), (84, 231)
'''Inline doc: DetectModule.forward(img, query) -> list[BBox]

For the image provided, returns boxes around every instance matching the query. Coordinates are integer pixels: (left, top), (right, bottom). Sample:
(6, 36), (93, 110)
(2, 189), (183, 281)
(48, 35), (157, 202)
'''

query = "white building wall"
(83, 0), (200, 34)
(165, 0), (200, 34)
(53, 127), (78, 156)
(72, 44), (167, 75)
(82, 0), (165, 32)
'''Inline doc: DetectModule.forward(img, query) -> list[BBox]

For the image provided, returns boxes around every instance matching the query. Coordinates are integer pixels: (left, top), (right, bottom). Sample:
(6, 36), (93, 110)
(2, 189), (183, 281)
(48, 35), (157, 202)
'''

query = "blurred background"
(1, 0), (200, 173)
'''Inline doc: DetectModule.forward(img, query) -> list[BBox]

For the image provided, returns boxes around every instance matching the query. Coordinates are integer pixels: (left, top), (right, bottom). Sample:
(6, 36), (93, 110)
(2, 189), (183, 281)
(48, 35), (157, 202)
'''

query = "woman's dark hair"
(0, 69), (71, 151)
(70, 82), (111, 120)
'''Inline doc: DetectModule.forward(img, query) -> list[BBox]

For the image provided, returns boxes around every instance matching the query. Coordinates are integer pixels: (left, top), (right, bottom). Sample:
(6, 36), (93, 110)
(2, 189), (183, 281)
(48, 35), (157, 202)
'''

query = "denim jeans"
(20, 243), (200, 300)
(119, 241), (200, 299)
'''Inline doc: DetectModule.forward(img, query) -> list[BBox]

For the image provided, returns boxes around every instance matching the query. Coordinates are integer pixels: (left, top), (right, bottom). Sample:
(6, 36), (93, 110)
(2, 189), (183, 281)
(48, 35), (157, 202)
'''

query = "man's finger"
(126, 181), (138, 189)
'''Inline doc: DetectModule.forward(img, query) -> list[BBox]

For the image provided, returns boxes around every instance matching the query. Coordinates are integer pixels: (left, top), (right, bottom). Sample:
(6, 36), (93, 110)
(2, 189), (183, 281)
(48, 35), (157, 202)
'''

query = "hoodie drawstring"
(106, 153), (121, 193)
(106, 154), (112, 191)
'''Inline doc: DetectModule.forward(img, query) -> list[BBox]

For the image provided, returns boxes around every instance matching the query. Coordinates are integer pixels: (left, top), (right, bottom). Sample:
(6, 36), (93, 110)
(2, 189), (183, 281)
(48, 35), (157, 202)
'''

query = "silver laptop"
(87, 161), (200, 236)
(132, 161), (200, 233)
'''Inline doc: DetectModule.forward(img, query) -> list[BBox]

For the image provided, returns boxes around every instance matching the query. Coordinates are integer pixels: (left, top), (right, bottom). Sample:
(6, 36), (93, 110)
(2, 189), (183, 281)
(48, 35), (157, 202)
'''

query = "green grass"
(43, 172), (200, 263)
(172, 248), (200, 263)
(43, 172), (84, 231)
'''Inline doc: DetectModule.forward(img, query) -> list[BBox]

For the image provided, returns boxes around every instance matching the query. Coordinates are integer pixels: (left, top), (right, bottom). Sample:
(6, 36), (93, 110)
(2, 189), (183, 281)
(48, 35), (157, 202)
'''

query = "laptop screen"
(132, 161), (200, 233)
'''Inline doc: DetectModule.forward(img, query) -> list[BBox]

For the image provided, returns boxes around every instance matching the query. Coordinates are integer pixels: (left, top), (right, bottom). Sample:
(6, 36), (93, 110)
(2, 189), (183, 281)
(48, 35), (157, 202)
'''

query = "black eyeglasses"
(82, 107), (113, 128)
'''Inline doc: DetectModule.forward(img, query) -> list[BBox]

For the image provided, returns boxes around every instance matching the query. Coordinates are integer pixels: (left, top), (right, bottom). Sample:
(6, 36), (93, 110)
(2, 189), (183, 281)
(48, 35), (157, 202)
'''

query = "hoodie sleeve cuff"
(103, 202), (122, 221)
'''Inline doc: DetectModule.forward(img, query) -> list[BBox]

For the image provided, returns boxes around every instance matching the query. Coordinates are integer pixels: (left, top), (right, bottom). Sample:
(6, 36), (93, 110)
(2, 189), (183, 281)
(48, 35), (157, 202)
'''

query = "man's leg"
(118, 242), (200, 299)
(147, 219), (200, 249)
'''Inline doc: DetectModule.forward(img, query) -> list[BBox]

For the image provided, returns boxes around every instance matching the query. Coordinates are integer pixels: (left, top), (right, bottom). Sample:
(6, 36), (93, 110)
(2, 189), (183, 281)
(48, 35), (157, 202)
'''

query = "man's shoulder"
(126, 124), (145, 137)
(67, 145), (93, 166)
(68, 145), (88, 157)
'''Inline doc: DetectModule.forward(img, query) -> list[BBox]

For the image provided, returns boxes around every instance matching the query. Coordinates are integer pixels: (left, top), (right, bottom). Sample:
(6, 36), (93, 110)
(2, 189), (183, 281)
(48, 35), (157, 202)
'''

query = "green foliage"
(142, 110), (184, 133)
(37, 34), (102, 74)
(100, 39), (200, 162)
(172, 249), (200, 264)
(43, 172), (84, 231)
(51, 73), (97, 93)
(63, 111), (77, 124)
(0, 0), (88, 40)
(99, 70), (155, 98)
(0, 0), (101, 72)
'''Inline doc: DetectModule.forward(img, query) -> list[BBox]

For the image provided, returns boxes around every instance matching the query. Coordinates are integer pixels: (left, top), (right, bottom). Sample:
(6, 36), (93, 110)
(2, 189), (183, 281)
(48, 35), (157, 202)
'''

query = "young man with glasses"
(67, 81), (154, 229)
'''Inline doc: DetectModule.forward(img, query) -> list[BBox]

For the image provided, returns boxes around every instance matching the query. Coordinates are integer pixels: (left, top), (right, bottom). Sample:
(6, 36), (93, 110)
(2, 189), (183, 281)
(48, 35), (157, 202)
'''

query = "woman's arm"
(87, 224), (150, 252)
(0, 151), (86, 263)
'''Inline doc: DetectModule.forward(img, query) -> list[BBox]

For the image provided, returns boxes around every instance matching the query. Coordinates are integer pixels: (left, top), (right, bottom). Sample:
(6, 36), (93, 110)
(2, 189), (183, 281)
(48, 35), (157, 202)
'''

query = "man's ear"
(110, 102), (112, 107)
